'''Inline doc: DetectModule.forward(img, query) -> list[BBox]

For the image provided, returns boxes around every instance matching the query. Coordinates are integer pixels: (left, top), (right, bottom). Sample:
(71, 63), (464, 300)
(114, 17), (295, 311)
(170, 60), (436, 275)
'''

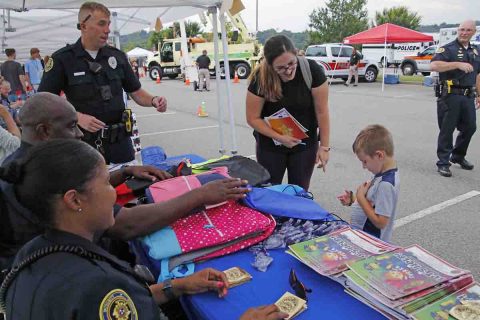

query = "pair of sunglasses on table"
(289, 268), (312, 301)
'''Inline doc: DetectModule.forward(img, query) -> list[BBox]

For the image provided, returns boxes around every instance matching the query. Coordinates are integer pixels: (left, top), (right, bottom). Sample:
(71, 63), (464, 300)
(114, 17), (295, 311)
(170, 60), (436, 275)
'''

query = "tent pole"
(209, 6), (226, 155)
(112, 11), (120, 49)
(219, 11), (238, 155)
(382, 24), (388, 92)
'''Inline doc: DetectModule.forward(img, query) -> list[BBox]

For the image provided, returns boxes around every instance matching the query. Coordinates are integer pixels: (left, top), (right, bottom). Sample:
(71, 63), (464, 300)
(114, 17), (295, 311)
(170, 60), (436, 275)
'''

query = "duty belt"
(83, 122), (128, 144)
(446, 86), (476, 97)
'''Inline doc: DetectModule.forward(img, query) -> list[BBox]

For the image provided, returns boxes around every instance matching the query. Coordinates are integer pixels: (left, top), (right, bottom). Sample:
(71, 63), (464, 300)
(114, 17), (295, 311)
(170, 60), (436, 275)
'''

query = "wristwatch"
(151, 96), (159, 107)
(120, 164), (133, 180)
(162, 278), (176, 300)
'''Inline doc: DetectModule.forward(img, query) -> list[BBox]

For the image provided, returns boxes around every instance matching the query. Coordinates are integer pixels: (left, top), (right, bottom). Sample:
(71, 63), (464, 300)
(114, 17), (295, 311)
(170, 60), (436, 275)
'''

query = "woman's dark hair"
(249, 35), (297, 101)
(0, 139), (103, 226)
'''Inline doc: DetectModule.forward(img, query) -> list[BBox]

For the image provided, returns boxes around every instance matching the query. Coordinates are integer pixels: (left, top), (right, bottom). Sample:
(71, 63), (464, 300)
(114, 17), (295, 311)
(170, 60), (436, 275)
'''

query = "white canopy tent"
(126, 47), (154, 59)
(0, 0), (243, 154)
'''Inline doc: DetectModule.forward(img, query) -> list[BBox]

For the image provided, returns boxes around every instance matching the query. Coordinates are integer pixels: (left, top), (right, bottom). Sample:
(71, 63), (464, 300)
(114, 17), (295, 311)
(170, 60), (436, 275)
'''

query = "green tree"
(171, 21), (203, 38)
(373, 6), (421, 30)
(308, 0), (369, 44)
(147, 31), (164, 51)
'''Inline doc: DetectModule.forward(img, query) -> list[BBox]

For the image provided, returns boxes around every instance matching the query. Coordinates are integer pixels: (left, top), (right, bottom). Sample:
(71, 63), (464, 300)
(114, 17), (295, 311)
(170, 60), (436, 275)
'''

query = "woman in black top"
(246, 35), (330, 190)
(0, 140), (287, 320)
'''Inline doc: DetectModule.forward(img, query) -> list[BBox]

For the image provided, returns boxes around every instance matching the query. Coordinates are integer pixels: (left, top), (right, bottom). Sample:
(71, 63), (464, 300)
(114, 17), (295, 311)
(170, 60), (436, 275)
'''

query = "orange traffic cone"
(156, 74), (161, 84)
(233, 71), (240, 83)
(185, 77), (190, 86)
(197, 101), (208, 117)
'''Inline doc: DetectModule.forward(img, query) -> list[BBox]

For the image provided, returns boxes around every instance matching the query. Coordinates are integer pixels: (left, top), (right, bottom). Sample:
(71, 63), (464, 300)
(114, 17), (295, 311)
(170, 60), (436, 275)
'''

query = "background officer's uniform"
(4, 229), (164, 320)
(196, 54), (211, 91)
(39, 38), (141, 164)
(432, 40), (480, 169)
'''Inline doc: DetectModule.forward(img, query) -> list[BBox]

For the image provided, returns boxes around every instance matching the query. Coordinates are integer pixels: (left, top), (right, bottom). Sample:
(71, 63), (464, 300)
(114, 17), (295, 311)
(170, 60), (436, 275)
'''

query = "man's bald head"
(19, 92), (83, 143)
(457, 20), (477, 46)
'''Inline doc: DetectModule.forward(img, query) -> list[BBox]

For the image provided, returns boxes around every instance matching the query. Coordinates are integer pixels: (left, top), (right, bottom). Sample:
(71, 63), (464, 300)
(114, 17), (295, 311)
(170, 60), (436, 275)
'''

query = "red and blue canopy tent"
(343, 23), (433, 90)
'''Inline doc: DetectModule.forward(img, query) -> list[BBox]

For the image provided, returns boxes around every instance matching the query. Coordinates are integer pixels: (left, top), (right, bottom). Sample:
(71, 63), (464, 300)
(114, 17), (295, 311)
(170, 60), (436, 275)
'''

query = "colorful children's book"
(412, 283), (480, 320)
(344, 270), (474, 314)
(347, 245), (470, 300)
(267, 117), (309, 140)
(287, 227), (399, 276)
(265, 108), (309, 146)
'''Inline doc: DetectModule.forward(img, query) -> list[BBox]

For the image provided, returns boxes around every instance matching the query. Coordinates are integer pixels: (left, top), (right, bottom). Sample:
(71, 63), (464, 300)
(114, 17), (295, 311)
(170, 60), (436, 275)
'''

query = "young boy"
(338, 124), (399, 242)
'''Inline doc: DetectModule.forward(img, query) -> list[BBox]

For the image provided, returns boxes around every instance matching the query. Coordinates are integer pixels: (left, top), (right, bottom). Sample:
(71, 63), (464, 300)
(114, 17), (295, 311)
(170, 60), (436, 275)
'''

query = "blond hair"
(78, 1), (110, 23)
(352, 124), (394, 157)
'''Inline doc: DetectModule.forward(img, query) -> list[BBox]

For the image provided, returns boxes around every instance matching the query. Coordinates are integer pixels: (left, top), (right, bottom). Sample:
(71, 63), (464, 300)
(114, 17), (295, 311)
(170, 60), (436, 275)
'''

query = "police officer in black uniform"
(0, 140), (287, 320)
(38, 1), (167, 164)
(431, 20), (480, 177)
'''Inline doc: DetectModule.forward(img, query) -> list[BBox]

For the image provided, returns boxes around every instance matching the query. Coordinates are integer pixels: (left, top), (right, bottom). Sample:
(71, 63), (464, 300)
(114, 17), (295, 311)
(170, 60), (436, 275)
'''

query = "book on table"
(346, 245), (471, 301)
(344, 270), (474, 319)
(286, 227), (399, 277)
(411, 282), (480, 320)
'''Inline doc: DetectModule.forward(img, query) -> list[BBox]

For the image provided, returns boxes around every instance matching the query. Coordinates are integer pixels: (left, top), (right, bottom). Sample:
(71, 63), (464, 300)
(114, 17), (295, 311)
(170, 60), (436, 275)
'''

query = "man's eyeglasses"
(274, 60), (297, 74)
(289, 268), (312, 301)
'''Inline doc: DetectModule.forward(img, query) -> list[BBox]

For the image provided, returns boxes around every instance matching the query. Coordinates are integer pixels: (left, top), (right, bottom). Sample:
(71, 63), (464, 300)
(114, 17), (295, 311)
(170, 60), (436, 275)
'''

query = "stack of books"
(287, 229), (478, 320)
(287, 227), (399, 280)
(265, 108), (308, 146)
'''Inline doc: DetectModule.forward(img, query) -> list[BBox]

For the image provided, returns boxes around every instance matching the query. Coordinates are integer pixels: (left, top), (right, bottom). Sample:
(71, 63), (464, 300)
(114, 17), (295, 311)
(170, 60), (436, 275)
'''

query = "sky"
(239, 0), (479, 32)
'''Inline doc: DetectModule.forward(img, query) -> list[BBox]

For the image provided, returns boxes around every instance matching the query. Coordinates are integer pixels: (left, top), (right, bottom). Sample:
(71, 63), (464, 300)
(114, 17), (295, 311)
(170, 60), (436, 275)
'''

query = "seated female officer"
(0, 139), (286, 320)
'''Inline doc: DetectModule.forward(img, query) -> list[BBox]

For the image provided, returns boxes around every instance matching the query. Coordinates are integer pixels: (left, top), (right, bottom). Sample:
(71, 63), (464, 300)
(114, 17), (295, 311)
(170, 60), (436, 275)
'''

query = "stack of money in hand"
(274, 292), (308, 320)
(223, 267), (253, 288)
(450, 300), (480, 320)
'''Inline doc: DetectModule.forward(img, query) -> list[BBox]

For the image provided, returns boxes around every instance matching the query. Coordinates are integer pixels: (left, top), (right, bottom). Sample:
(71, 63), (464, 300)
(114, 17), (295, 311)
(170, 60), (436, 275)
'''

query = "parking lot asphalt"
(130, 76), (480, 279)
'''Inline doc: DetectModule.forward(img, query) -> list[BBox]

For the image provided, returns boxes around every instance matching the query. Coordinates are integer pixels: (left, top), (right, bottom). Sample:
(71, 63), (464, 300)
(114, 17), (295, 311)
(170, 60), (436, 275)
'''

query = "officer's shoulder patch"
(45, 58), (54, 72)
(53, 43), (75, 56)
(99, 289), (138, 320)
(436, 47), (445, 54)
(105, 44), (122, 53)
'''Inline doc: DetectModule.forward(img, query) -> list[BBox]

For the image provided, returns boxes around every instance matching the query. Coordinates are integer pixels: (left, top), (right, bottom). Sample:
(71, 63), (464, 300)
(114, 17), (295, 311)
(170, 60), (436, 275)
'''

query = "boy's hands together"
(356, 180), (371, 200)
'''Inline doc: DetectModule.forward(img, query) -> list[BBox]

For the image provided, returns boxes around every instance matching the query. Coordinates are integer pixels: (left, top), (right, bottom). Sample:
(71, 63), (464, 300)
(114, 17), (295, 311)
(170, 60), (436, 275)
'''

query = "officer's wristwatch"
(162, 278), (176, 300)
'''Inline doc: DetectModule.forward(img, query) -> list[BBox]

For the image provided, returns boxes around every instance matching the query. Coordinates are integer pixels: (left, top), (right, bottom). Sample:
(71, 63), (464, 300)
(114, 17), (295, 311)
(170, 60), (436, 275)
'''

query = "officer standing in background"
(196, 50), (211, 91)
(39, 1), (167, 164)
(431, 20), (480, 178)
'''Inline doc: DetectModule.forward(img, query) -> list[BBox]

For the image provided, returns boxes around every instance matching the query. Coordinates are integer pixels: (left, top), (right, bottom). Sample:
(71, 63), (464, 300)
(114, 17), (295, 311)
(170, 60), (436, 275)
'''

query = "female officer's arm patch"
(99, 289), (138, 320)
(435, 47), (445, 54)
(44, 58), (54, 72)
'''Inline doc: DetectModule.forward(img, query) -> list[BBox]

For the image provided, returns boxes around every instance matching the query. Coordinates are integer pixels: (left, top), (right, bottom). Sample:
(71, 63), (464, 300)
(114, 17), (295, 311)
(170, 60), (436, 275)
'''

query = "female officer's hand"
(174, 268), (229, 298)
(239, 305), (289, 320)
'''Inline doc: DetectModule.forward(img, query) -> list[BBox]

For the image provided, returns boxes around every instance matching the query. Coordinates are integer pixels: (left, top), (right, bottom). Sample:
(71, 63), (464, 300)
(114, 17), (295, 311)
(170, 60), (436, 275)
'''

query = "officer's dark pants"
(84, 135), (135, 164)
(436, 94), (477, 167)
(256, 143), (318, 191)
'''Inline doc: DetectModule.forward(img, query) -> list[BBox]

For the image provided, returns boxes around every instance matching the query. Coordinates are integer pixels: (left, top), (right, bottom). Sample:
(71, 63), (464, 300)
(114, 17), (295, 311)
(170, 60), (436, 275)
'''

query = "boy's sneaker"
(437, 166), (452, 177)
(343, 83), (349, 87)
(353, 84), (358, 87)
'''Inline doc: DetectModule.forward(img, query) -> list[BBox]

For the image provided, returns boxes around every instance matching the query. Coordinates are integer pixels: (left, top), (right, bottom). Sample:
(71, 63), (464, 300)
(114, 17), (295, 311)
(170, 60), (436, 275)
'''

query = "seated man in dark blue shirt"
(0, 92), (249, 270)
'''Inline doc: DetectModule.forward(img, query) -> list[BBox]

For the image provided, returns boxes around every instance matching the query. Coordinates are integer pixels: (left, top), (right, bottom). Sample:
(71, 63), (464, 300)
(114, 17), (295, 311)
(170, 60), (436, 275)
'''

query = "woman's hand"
(174, 268), (229, 298)
(278, 135), (301, 148)
(240, 305), (289, 320)
(316, 147), (329, 172)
